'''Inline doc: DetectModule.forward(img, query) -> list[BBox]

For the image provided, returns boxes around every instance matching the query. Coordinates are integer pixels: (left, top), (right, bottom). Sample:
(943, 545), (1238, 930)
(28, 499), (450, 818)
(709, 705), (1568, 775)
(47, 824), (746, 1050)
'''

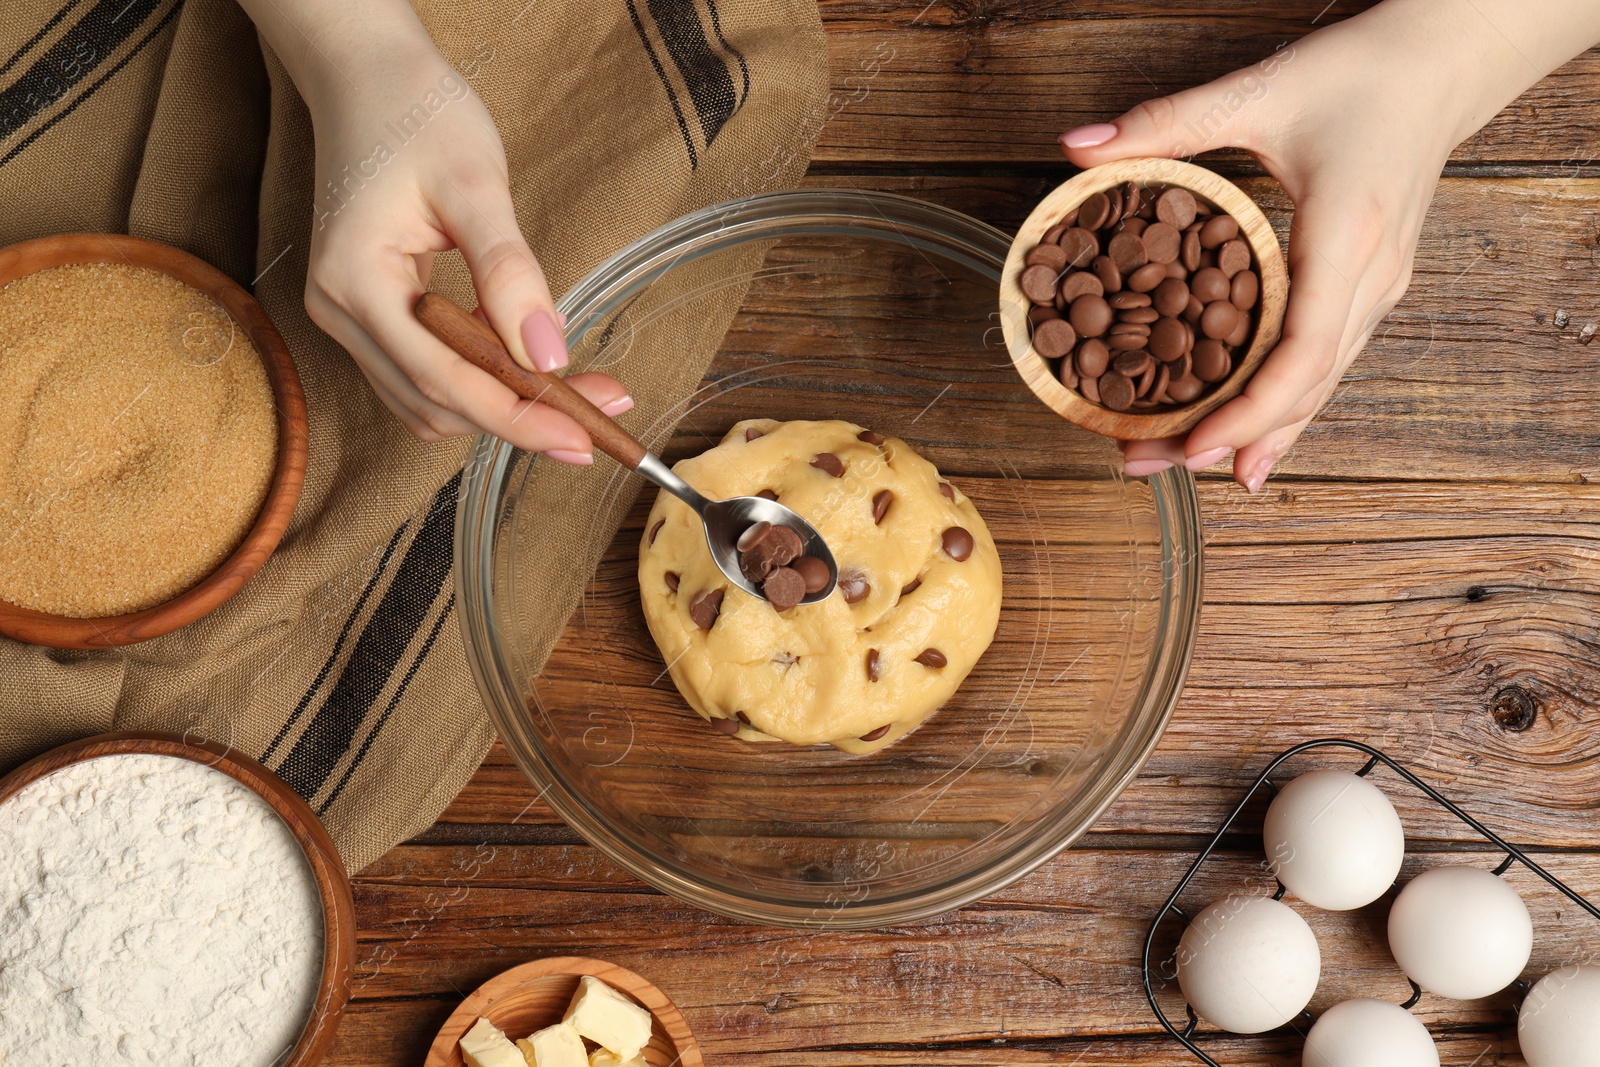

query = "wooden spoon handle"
(414, 291), (646, 469)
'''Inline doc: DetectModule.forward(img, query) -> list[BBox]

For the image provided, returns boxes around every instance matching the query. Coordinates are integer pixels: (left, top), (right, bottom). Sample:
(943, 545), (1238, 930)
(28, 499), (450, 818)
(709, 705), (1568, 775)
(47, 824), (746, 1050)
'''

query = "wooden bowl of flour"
(0, 233), (308, 649)
(0, 731), (354, 1066)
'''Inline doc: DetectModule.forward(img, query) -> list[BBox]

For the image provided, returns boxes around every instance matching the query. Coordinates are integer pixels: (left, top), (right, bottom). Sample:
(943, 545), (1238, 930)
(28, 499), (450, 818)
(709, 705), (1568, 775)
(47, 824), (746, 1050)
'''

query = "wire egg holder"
(1142, 737), (1600, 1066)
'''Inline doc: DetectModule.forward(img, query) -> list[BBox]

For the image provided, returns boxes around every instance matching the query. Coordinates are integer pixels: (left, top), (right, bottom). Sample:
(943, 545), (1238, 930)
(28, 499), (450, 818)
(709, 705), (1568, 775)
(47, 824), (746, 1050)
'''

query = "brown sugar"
(0, 263), (278, 618)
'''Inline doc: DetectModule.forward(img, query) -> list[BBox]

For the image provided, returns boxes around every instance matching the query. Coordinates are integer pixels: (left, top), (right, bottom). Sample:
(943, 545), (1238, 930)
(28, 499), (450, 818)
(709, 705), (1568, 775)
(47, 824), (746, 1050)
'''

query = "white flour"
(0, 753), (324, 1066)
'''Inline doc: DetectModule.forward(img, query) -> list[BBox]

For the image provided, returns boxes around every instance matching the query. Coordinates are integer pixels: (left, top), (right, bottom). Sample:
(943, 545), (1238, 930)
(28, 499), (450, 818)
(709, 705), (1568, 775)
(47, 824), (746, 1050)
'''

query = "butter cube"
(563, 975), (654, 1060)
(589, 1050), (649, 1067)
(516, 1021), (588, 1067)
(459, 1017), (530, 1067)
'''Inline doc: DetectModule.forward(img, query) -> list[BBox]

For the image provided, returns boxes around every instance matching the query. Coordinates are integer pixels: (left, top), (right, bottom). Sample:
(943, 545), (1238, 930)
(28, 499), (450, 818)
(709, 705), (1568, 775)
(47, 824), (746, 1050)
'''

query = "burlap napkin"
(0, 0), (826, 872)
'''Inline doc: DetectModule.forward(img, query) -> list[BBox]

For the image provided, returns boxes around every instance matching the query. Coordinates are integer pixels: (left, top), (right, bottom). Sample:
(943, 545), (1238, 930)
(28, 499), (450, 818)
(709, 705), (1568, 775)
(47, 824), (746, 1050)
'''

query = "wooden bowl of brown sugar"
(999, 157), (1288, 441)
(0, 234), (307, 648)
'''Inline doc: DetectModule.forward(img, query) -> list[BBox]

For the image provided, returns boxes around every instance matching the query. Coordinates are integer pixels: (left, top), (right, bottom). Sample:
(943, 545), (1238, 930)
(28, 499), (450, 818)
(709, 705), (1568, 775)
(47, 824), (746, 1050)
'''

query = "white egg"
(1177, 895), (1321, 1034)
(1519, 965), (1600, 1067)
(1302, 999), (1440, 1067)
(1386, 865), (1533, 999)
(1264, 768), (1405, 911)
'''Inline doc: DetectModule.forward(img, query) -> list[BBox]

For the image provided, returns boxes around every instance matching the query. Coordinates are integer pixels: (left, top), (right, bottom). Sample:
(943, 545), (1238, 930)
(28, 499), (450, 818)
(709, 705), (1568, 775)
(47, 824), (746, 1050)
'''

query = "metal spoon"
(415, 293), (837, 604)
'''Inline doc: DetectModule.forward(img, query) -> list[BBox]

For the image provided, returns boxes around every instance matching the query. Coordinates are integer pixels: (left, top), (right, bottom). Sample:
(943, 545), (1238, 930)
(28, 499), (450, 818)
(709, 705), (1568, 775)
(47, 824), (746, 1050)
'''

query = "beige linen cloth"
(0, 0), (826, 871)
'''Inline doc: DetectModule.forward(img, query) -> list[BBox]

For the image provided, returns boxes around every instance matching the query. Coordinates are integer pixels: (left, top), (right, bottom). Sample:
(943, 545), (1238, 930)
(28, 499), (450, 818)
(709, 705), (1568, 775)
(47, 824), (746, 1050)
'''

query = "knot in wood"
(1489, 685), (1537, 732)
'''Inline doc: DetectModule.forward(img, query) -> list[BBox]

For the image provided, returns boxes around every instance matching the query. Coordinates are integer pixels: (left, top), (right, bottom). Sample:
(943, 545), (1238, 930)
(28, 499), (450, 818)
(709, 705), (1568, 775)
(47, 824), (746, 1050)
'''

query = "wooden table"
(328, 4), (1600, 1064)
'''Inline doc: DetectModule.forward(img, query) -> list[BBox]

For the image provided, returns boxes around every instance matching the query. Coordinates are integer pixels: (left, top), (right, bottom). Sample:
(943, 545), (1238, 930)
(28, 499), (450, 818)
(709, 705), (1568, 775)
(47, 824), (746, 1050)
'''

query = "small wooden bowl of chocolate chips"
(999, 157), (1287, 440)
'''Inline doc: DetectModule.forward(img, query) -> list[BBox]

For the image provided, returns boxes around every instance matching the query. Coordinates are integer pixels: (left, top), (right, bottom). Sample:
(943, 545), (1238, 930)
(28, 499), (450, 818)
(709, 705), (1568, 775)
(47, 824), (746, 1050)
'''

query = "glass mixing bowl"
(456, 190), (1202, 928)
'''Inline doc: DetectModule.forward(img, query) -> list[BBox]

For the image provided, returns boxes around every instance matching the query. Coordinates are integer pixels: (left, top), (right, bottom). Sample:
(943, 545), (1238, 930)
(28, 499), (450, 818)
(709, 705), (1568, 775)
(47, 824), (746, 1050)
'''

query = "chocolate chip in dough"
(756, 489), (778, 501)
(839, 571), (871, 603)
(872, 489), (893, 524)
(763, 566), (806, 612)
(648, 519), (664, 545)
(914, 648), (948, 668)
(792, 554), (831, 593)
(858, 724), (891, 742)
(942, 526), (975, 561)
(857, 428), (885, 445)
(810, 452), (845, 477)
(665, 571), (680, 592)
(712, 715), (741, 734)
(900, 575), (922, 597)
(865, 649), (881, 682)
(689, 589), (723, 630)
(938, 482), (955, 501)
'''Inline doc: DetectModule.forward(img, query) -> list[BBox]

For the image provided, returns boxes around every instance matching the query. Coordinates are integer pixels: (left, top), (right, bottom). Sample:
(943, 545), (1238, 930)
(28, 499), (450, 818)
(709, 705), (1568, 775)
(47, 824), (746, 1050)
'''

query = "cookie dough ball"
(638, 419), (1002, 753)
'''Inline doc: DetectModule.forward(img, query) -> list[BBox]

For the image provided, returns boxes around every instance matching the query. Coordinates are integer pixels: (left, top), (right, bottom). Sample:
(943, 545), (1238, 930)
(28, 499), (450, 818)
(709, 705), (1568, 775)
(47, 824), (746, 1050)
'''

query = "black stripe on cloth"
(0, 0), (166, 143)
(317, 594), (455, 815)
(278, 472), (460, 802)
(624, 0), (697, 169)
(0, 0), (179, 170)
(702, 0), (749, 110)
(0, 1), (85, 80)
(262, 520), (410, 763)
(646, 0), (742, 147)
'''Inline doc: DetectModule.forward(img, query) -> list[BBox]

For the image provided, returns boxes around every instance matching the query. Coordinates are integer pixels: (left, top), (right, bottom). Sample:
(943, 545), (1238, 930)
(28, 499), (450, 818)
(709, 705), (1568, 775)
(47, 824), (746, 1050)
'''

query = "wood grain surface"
(324, 4), (1600, 1065)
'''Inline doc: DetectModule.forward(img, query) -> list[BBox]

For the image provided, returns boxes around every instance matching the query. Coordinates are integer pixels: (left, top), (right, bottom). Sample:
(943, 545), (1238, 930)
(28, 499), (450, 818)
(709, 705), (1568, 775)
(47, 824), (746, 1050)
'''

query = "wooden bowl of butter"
(0, 233), (307, 648)
(426, 956), (703, 1067)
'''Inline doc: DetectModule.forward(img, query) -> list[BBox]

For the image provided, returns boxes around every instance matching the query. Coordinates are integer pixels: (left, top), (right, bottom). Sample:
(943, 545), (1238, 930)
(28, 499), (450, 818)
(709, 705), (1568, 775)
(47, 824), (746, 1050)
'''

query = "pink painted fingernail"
(1123, 459), (1174, 477)
(1243, 456), (1276, 494)
(600, 394), (634, 416)
(1061, 123), (1118, 149)
(521, 311), (569, 372)
(1185, 446), (1231, 471)
(546, 448), (593, 466)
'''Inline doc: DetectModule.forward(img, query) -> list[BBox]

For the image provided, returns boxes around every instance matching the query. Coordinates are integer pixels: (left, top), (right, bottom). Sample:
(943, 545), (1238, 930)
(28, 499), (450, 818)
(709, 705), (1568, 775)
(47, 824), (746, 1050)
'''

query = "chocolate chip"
(1152, 278), (1189, 318)
(1217, 239), (1251, 278)
(712, 715), (741, 734)
(648, 519), (664, 545)
(1032, 317), (1077, 359)
(1181, 228), (1202, 272)
(737, 710), (753, 724)
(1127, 262), (1167, 293)
(1118, 306), (1160, 324)
(900, 575), (922, 597)
(664, 571), (680, 592)
(745, 427), (764, 442)
(810, 452), (844, 477)
(1192, 338), (1231, 383)
(1230, 269), (1259, 310)
(1107, 232), (1148, 273)
(689, 589), (723, 630)
(1200, 215), (1239, 249)
(1091, 255), (1121, 293)
(737, 520), (772, 552)
(769, 524), (803, 565)
(1077, 191), (1111, 231)
(1113, 349), (1152, 378)
(791, 554), (830, 593)
(857, 429), (884, 445)
(1098, 371), (1135, 411)
(1200, 300), (1240, 340)
(1156, 187), (1197, 230)
(942, 526), (974, 561)
(1075, 338), (1111, 378)
(1025, 242), (1068, 271)
(938, 482), (955, 501)
(1058, 228), (1099, 269)
(1149, 316), (1188, 362)
(756, 489), (778, 501)
(1020, 264), (1059, 304)
(763, 566), (806, 612)
(1190, 267), (1229, 304)
(1058, 271), (1103, 304)
(914, 648), (948, 668)
(1069, 294), (1112, 338)
(1106, 291), (1151, 310)
(858, 724), (891, 742)
(839, 571), (870, 603)
(872, 489), (893, 524)
(1166, 372), (1204, 404)
(740, 546), (775, 584)
(1142, 222), (1181, 264)
(1120, 181), (1141, 220)
(865, 649), (881, 682)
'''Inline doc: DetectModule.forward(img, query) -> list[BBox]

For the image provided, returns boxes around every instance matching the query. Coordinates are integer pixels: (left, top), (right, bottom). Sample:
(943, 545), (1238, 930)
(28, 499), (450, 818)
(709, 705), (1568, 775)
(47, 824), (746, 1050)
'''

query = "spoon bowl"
(416, 293), (838, 602)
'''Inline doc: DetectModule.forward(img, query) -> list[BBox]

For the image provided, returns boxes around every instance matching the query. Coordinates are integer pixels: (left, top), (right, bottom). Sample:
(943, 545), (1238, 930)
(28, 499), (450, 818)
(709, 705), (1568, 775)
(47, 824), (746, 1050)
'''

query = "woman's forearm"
(233, 0), (442, 112)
